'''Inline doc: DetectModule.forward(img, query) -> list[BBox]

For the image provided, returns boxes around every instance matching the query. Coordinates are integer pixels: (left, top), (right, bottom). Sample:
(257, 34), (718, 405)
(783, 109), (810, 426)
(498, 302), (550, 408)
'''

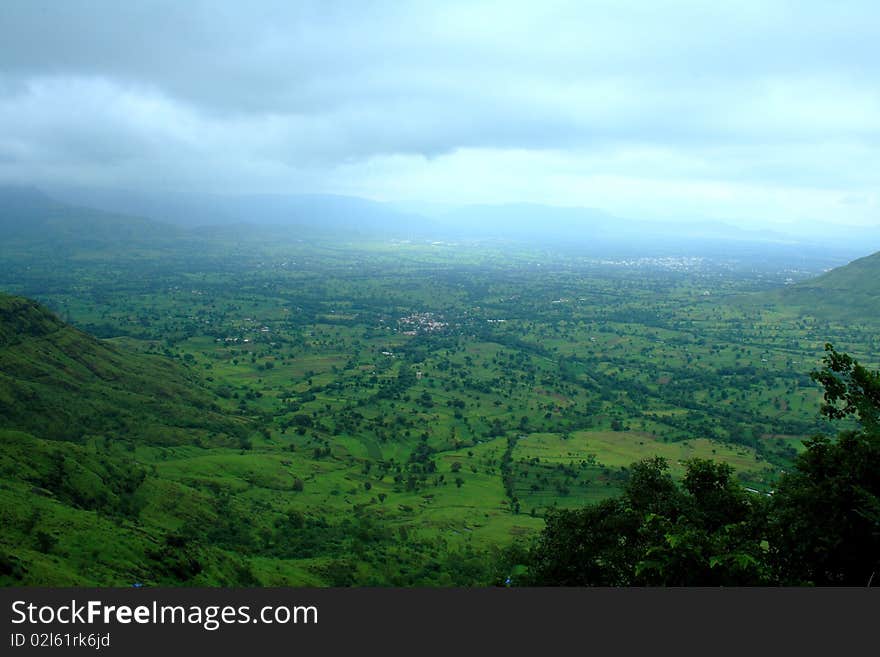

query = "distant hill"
(0, 293), (245, 446)
(773, 251), (880, 318)
(12, 184), (873, 262)
(45, 186), (432, 236)
(431, 202), (796, 245)
(47, 186), (781, 243)
(0, 185), (178, 253)
(47, 185), (867, 256)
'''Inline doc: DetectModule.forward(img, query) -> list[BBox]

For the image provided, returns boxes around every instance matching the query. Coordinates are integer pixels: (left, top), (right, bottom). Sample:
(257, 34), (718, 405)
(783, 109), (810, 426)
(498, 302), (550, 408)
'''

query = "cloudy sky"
(0, 1), (878, 228)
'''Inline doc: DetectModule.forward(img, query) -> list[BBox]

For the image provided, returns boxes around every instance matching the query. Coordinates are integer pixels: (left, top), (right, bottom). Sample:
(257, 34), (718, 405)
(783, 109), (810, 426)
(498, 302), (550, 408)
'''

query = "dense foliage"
(519, 344), (880, 586)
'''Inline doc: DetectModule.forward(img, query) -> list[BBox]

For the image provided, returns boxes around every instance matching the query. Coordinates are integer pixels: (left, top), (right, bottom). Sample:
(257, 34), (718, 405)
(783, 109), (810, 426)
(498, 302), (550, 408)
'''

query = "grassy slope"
(772, 251), (880, 318)
(0, 294), (244, 446)
(0, 294), (254, 585)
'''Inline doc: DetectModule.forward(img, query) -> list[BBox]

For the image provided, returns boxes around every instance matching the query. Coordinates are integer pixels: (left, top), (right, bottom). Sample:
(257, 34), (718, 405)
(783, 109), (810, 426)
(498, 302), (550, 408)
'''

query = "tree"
(810, 343), (880, 431)
(517, 345), (880, 587)
(636, 459), (768, 586)
(681, 458), (750, 531)
(523, 457), (768, 586)
(623, 456), (681, 518)
(768, 345), (880, 585)
(526, 498), (641, 586)
(35, 531), (57, 554)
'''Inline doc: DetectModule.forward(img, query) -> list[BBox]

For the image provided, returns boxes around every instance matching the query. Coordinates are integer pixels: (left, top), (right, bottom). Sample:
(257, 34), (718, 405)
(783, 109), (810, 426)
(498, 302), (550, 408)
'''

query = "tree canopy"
(517, 344), (880, 586)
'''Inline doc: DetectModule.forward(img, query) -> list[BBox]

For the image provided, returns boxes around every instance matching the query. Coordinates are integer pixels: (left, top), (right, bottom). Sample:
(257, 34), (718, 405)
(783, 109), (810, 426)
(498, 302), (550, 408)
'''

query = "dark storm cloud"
(0, 1), (878, 224)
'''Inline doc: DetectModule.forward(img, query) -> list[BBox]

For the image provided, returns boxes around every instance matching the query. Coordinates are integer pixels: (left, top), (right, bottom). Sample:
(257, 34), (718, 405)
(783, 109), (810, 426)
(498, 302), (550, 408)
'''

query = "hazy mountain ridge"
(45, 186), (432, 237)
(0, 185), (180, 250)
(55, 187), (760, 244)
(0, 187), (868, 262)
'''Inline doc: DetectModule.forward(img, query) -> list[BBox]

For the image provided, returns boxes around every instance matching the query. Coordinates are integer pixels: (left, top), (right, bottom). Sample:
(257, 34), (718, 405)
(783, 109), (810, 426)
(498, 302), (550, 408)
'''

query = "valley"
(2, 201), (876, 585)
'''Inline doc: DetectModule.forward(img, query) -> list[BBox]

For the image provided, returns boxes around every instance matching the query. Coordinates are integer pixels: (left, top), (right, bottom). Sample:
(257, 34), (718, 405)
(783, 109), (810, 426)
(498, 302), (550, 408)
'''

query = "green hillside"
(775, 251), (880, 318)
(0, 294), (245, 446)
(0, 426), (261, 586)
(0, 293), (255, 585)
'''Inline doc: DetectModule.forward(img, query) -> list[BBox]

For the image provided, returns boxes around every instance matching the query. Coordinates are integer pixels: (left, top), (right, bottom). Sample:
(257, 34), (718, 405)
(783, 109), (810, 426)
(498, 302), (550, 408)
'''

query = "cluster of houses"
(397, 312), (448, 335)
(214, 320), (271, 344)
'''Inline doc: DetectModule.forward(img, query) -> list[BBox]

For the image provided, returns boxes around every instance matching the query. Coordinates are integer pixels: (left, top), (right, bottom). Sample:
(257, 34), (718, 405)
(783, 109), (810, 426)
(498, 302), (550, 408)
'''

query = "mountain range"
(36, 184), (879, 255)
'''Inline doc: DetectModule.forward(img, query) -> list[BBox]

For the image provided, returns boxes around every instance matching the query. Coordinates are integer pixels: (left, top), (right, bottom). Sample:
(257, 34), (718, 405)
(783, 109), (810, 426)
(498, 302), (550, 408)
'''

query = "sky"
(0, 0), (878, 229)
